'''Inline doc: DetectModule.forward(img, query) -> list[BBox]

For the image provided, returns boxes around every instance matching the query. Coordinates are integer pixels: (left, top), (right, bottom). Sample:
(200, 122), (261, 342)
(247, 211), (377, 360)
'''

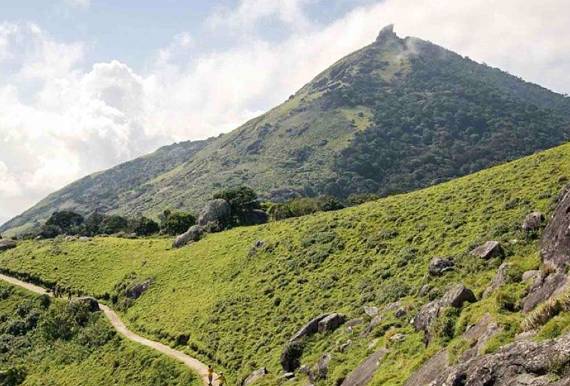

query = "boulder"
(428, 257), (455, 276)
(540, 186), (570, 270)
(404, 350), (448, 386)
(172, 225), (204, 248)
(317, 313), (346, 333)
(522, 211), (546, 232)
(394, 307), (407, 319)
(522, 272), (568, 312)
(432, 329), (570, 385)
(338, 340), (352, 353)
(313, 353), (331, 380)
(0, 239), (17, 252)
(71, 296), (99, 312)
(363, 306), (379, 317)
(126, 278), (153, 299)
(340, 349), (388, 386)
(470, 241), (504, 260)
(483, 262), (510, 298)
(522, 270), (541, 285)
(243, 368), (268, 386)
(197, 199), (231, 232)
(280, 341), (303, 372)
(413, 284), (476, 336)
(290, 314), (330, 342)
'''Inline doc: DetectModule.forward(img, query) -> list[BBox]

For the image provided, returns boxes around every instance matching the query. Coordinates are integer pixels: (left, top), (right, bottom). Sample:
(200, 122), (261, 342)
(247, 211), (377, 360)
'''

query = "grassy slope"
(2, 143), (570, 384)
(0, 282), (198, 386)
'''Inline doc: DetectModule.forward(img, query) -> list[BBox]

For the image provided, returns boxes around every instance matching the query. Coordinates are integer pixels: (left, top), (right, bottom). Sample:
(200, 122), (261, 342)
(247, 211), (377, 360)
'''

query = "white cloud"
(1, 0), (570, 225)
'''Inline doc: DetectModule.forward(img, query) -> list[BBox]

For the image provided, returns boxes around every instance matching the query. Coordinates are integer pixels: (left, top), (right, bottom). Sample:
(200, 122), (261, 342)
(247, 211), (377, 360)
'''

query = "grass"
(0, 282), (198, 386)
(1, 142), (570, 384)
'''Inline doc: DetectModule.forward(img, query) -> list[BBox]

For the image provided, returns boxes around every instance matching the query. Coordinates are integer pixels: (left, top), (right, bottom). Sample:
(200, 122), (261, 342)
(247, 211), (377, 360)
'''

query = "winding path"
(0, 273), (219, 386)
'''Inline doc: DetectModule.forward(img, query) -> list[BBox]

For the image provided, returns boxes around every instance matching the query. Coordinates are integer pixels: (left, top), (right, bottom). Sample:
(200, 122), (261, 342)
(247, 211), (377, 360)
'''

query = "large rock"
(432, 331), (570, 385)
(126, 278), (153, 299)
(522, 211), (546, 232)
(318, 313), (346, 333)
(483, 262), (510, 298)
(172, 225), (204, 248)
(405, 314), (501, 386)
(470, 241), (504, 260)
(280, 341), (303, 372)
(289, 314), (330, 342)
(312, 353), (331, 381)
(197, 199), (232, 231)
(242, 368), (268, 386)
(340, 349), (388, 386)
(541, 186), (570, 270)
(521, 185), (570, 311)
(428, 257), (455, 276)
(0, 239), (17, 252)
(413, 284), (476, 338)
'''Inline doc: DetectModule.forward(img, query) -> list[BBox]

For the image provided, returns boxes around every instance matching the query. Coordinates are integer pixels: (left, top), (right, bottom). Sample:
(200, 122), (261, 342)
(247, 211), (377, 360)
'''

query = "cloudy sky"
(1, 0), (569, 225)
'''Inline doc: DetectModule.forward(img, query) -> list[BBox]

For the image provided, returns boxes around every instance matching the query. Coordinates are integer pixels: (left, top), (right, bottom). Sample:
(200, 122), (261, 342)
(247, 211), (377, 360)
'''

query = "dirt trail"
(0, 273), (220, 386)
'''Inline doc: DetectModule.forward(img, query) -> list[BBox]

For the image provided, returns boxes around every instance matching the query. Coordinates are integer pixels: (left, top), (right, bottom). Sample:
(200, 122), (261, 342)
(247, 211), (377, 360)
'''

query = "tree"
(45, 211), (84, 235)
(83, 212), (106, 236)
(131, 216), (159, 236)
(100, 215), (129, 235)
(213, 186), (260, 225)
(160, 212), (196, 235)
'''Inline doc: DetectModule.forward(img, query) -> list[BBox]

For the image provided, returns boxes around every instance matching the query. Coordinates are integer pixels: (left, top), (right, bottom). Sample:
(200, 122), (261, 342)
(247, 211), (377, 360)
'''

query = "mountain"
(3, 141), (570, 384)
(3, 25), (570, 236)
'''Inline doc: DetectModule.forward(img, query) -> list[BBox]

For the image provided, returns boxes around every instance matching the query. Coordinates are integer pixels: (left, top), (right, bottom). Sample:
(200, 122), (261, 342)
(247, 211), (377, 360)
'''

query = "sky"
(0, 0), (569, 226)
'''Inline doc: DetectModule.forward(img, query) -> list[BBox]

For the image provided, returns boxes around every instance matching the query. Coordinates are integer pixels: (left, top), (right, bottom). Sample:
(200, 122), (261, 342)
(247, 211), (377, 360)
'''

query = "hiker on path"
(207, 365), (214, 385)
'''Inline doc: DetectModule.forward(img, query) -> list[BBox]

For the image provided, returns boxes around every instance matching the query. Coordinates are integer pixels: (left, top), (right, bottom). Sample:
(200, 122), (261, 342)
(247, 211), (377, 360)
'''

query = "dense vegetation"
(0, 282), (197, 385)
(2, 142), (570, 385)
(3, 26), (570, 237)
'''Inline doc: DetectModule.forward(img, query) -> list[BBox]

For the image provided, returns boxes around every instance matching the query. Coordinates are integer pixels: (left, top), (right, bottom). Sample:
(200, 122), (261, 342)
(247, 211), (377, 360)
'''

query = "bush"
(131, 217), (159, 236)
(160, 211), (196, 235)
(45, 211), (84, 234)
(100, 215), (129, 235)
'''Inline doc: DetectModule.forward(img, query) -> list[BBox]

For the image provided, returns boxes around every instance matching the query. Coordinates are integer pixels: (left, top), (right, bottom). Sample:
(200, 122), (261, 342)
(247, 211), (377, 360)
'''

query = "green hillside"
(0, 282), (197, 385)
(3, 25), (570, 237)
(2, 142), (570, 384)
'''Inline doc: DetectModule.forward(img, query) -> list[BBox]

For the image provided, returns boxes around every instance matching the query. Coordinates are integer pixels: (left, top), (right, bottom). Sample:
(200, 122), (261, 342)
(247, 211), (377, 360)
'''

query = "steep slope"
(3, 25), (570, 236)
(2, 142), (570, 384)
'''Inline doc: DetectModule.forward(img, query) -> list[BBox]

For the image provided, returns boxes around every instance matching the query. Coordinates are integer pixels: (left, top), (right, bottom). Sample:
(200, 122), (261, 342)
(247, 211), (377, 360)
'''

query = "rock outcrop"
(197, 199), (232, 232)
(432, 332), (570, 385)
(172, 225), (204, 248)
(522, 211), (546, 232)
(289, 314), (331, 342)
(340, 349), (388, 386)
(483, 262), (510, 298)
(243, 368), (268, 386)
(470, 241), (504, 260)
(522, 185), (570, 311)
(125, 278), (153, 299)
(413, 284), (476, 341)
(318, 313), (346, 333)
(428, 257), (455, 276)
(0, 239), (17, 252)
(280, 341), (303, 372)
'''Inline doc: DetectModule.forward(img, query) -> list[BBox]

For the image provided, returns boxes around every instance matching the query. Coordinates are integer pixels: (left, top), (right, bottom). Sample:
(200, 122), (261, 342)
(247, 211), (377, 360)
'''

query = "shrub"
(131, 217), (160, 236)
(160, 211), (196, 235)
(214, 186), (260, 226)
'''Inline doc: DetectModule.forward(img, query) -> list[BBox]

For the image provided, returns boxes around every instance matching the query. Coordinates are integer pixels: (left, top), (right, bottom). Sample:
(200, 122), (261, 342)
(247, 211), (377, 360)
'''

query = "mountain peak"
(376, 24), (398, 43)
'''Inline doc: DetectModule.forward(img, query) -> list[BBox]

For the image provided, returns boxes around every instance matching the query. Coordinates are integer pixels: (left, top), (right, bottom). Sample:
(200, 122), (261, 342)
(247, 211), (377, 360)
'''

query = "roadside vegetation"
(0, 282), (197, 386)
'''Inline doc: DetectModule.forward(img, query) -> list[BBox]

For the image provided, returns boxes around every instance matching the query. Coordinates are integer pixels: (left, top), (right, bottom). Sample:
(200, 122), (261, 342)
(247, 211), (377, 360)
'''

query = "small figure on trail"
(217, 372), (226, 386)
(207, 365), (214, 385)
